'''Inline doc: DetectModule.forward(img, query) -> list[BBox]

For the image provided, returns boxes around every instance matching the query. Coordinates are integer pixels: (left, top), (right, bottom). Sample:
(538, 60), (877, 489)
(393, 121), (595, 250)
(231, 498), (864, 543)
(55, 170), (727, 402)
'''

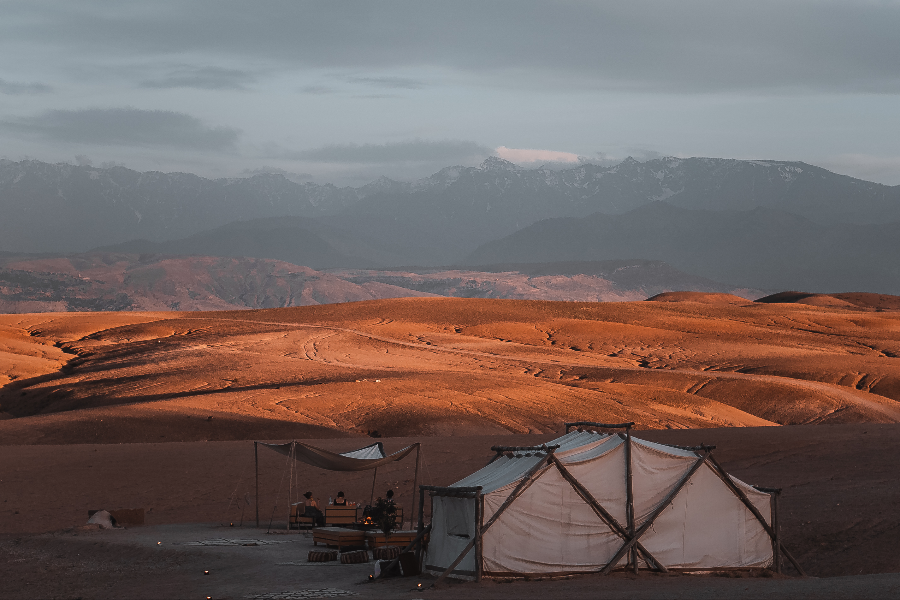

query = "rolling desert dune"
(2, 296), (900, 444)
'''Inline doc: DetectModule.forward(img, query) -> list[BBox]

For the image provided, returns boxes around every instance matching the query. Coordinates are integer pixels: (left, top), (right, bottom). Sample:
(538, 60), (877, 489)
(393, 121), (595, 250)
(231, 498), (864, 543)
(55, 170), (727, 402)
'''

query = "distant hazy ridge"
(1, 156), (898, 296)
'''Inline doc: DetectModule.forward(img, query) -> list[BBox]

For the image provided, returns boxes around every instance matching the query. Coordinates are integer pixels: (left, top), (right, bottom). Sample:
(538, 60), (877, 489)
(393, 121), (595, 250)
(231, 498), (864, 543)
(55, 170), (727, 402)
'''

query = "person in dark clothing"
(334, 491), (347, 506)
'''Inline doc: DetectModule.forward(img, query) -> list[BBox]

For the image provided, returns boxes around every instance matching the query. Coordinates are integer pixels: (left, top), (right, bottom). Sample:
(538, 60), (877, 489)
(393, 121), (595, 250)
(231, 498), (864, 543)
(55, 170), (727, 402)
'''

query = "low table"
(312, 527), (366, 551)
(365, 530), (423, 550)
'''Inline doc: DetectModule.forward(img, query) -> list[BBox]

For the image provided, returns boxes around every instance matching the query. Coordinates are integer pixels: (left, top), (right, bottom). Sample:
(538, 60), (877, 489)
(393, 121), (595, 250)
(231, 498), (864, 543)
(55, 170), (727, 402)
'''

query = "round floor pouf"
(373, 545), (401, 561)
(308, 550), (338, 562)
(340, 549), (369, 564)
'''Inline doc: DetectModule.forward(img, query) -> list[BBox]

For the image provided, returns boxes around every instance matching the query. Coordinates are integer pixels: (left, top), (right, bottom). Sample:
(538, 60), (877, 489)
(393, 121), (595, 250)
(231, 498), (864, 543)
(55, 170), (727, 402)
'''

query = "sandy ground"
(3, 297), (900, 445)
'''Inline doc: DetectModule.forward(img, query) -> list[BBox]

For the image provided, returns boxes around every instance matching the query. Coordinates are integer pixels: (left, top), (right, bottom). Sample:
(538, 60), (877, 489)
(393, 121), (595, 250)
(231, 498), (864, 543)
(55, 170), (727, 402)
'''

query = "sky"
(1, 0), (899, 185)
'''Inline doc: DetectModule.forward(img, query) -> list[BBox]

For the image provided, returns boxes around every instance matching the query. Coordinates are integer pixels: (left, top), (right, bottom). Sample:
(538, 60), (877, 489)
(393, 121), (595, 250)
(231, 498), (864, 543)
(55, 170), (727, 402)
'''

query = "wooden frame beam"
(490, 444), (561, 453)
(565, 421), (635, 432)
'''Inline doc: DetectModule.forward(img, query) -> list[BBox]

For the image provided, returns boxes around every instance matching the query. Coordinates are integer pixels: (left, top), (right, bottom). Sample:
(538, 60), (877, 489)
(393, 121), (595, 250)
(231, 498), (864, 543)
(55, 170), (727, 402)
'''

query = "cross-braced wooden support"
(423, 436), (802, 582)
(706, 455), (805, 576)
(428, 447), (556, 588)
(600, 449), (712, 575)
(550, 455), (667, 572)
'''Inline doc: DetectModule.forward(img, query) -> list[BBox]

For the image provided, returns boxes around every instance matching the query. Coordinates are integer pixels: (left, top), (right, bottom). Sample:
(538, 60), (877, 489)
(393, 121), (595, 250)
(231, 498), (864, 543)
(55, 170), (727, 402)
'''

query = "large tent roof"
(261, 440), (418, 471)
(452, 430), (634, 493)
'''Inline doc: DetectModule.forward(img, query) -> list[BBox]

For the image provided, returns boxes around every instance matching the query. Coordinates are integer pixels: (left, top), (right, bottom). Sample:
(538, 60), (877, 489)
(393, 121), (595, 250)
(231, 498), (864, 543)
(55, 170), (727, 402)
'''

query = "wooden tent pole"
(772, 489), (782, 574)
(410, 444), (420, 530)
(429, 447), (555, 588)
(550, 455), (667, 572)
(287, 442), (295, 532)
(601, 453), (710, 575)
(705, 454), (805, 576)
(416, 485), (426, 565)
(254, 441), (259, 528)
(625, 424), (637, 573)
(475, 492), (484, 582)
(370, 467), (378, 505)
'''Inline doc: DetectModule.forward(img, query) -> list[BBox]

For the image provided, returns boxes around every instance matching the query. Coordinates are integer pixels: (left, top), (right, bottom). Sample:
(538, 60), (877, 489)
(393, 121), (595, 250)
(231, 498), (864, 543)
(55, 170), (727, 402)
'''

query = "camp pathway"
(3, 522), (900, 600)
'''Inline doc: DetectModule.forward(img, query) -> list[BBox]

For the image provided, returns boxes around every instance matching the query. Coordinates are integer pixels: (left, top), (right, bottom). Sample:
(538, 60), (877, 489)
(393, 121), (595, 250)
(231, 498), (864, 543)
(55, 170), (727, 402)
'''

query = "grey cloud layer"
(0, 78), (52, 95)
(5, 1), (900, 93)
(140, 66), (256, 90)
(284, 140), (492, 164)
(345, 76), (426, 90)
(1, 108), (239, 150)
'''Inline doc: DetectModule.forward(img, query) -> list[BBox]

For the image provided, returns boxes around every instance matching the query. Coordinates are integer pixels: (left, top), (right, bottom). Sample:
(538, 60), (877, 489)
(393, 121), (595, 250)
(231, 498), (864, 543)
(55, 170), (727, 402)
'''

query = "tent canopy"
(261, 441), (418, 472)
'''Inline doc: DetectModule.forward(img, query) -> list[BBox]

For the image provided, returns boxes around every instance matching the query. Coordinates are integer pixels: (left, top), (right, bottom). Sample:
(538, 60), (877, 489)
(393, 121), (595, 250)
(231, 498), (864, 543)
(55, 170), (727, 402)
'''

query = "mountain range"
(1, 155), (899, 299)
(467, 202), (900, 293)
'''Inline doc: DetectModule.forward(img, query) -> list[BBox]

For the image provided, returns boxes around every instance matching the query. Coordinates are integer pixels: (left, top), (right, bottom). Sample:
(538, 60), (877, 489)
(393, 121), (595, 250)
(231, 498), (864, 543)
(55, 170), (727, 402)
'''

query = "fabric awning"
(261, 440), (419, 472)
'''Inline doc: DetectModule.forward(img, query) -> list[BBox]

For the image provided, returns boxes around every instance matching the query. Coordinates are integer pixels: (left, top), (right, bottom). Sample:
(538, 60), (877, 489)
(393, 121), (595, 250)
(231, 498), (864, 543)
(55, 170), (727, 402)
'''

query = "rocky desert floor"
(2, 296), (900, 598)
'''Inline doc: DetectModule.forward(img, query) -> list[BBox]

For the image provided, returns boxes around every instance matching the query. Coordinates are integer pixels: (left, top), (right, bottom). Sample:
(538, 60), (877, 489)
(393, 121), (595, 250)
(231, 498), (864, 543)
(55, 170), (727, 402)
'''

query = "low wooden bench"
(365, 529), (422, 550)
(312, 527), (366, 551)
(289, 503), (315, 530)
(325, 505), (359, 526)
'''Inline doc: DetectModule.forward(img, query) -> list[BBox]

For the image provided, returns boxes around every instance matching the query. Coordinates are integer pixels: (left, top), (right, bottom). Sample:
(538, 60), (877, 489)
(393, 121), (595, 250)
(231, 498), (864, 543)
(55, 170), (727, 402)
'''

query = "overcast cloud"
(0, 78), (52, 95)
(1, 1), (899, 183)
(140, 66), (256, 91)
(1, 108), (239, 150)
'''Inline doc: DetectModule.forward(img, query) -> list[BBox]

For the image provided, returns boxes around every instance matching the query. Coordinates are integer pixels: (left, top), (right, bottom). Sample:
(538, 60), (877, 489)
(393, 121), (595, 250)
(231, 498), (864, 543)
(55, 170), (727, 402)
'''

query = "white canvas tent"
(418, 422), (802, 582)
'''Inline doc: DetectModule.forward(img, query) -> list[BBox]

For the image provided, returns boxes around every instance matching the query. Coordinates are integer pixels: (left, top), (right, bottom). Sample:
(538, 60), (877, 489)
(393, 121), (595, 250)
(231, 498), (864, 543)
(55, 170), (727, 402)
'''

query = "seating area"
(291, 502), (405, 530)
(325, 504), (358, 526)
(288, 502), (314, 530)
(312, 527), (366, 551)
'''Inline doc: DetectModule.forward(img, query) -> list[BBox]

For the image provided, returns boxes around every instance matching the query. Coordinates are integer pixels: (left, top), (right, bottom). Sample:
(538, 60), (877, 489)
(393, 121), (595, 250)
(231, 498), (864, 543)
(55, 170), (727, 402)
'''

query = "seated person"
(333, 491), (348, 506)
(303, 491), (324, 526)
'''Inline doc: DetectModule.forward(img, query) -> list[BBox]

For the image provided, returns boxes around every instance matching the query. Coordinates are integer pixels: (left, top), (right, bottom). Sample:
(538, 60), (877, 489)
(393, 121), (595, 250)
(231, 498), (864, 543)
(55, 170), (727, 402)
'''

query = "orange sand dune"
(646, 291), (752, 304)
(2, 297), (900, 443)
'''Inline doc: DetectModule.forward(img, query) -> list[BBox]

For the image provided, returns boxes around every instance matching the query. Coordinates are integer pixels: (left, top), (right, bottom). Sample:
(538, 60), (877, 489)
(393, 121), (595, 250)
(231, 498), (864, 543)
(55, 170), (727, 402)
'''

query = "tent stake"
(254, 441), (259, 528)
(550, 455), (667, 572)
(429, 447), (555, 588)
(705, 455), (805, 576)
(601, 452), (710, 575)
